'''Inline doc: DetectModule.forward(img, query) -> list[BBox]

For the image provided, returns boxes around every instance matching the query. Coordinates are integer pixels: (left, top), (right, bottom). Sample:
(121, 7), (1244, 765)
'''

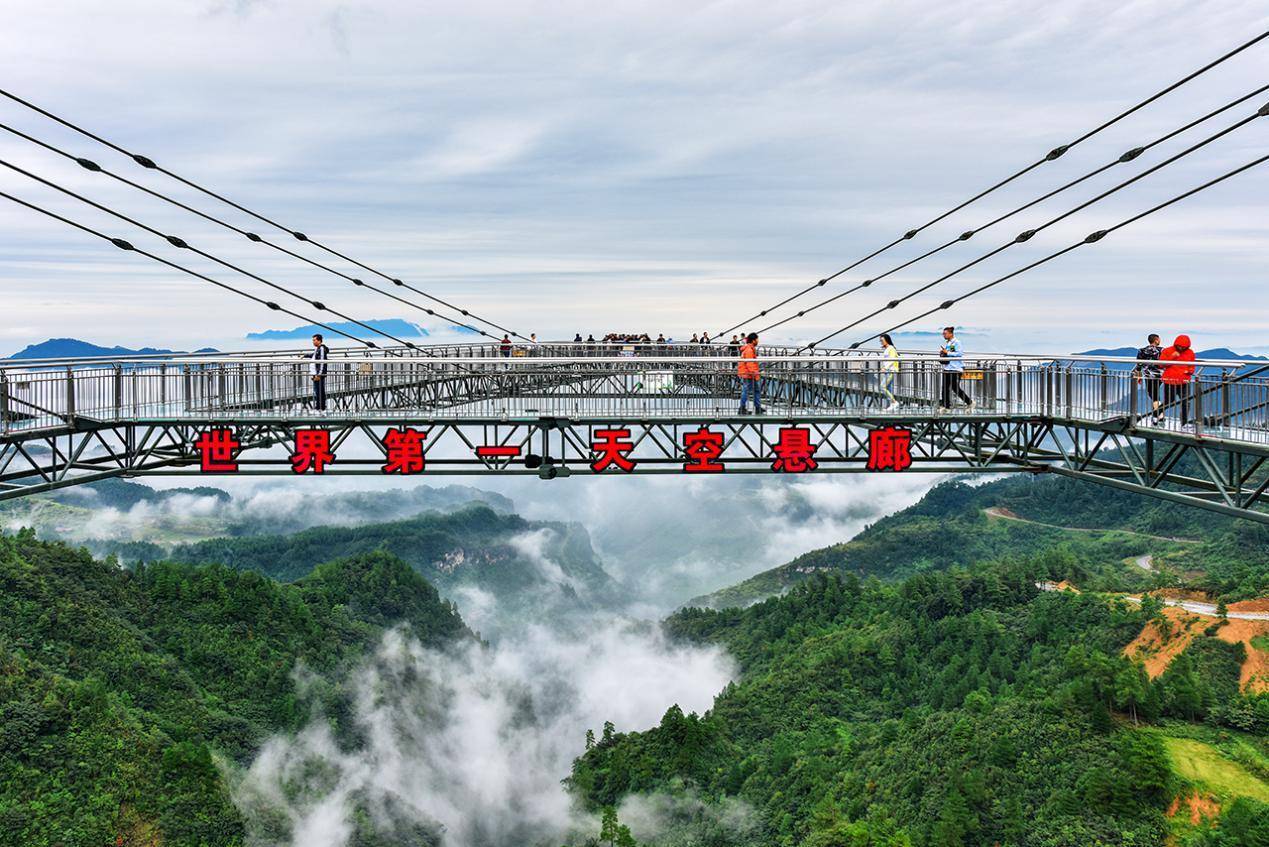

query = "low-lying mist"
(231, 618), (738, 847)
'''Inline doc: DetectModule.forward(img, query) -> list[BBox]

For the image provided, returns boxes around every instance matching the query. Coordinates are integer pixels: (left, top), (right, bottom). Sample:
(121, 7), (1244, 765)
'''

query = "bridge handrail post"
(1193, 375), (1203, 436)
(0, 371), (9, 433)
(1099, 363), (1108, 416)
(1220, 370), (1230, 431)
(1065, 365), (1073, 418)
(65, 366), (76, 425)
(183, 365), (192, 413)
(112, 364), (123, 418)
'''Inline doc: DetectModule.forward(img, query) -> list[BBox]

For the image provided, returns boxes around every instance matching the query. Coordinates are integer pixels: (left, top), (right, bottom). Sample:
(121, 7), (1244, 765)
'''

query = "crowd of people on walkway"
(466, 328), (1205, 428)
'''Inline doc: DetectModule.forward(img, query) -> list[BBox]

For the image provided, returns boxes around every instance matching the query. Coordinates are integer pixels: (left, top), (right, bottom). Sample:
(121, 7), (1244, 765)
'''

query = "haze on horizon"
(1, 1), (1267, 354)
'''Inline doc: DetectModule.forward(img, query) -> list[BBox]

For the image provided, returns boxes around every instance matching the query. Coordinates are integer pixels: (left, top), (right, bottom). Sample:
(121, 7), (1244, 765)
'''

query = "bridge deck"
(2, 343), (1267, 522)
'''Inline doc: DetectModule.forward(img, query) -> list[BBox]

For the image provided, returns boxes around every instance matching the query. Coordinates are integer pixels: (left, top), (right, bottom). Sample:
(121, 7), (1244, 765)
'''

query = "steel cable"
(0, 188), (375, 348)
(750, 84), (1269, 337)
(834, 153), (1269, 352)
(0, 157), (416, 348)
(0, 90), (526, 340)
(796, 102), (1268, 350)
(0, 121), (499, 340)
(713, 28), (1269, 339)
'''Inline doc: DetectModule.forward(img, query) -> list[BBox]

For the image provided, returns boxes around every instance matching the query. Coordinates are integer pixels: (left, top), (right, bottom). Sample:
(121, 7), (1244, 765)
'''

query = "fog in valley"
(4, 472), (942, 845)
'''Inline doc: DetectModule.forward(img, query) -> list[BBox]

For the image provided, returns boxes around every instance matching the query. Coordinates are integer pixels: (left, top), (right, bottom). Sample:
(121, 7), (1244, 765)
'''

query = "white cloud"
(231, 619), (735, 847)
(1, 1), (1265, 352)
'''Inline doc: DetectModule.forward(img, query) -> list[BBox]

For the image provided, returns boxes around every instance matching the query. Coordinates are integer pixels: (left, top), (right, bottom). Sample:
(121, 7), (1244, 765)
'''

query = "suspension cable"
(713, 28), (1269, 339)
(834, 152), (1269, 352)
(0, 158), (416, 348)
(795, 102), (1268, 350)
(0, 189), (375, 348)
(0, 90), (527, 341)
(0, 121), (504, 341)
(751, 84), (1269, 337)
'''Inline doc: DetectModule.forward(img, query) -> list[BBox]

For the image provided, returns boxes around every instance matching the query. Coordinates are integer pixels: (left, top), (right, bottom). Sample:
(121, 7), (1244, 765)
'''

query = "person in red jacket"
(1159, 334), (1197, 427)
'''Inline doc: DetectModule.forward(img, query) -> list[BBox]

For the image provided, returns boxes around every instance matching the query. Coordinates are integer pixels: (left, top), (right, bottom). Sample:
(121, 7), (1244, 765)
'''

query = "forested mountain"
(0, 479), (516, 561)
(167, 503), (621, 629)
(693, 473), (1269, 609)
(571, 562), (1269, 847)
(0, 531), (471, 846)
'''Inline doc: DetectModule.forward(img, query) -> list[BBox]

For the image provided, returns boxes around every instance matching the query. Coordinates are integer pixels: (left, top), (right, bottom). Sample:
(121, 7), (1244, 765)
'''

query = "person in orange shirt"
(737, 332), (763, 415)
(1159, 334), (1197, 427)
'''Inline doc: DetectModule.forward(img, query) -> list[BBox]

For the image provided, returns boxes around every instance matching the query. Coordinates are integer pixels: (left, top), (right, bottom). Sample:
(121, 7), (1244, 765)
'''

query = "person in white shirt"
(309, 333), (329, 411)
(879, 333), (900, 410)
(938, 326), (972, 411)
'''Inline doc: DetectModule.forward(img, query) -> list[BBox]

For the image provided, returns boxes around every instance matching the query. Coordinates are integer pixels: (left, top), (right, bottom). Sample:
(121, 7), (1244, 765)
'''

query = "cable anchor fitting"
(1046, 145), (1070, 161)
(110, 238), (134, 251)
(1084, 230), (1108, 243)
(1119, 147), (1145, 163)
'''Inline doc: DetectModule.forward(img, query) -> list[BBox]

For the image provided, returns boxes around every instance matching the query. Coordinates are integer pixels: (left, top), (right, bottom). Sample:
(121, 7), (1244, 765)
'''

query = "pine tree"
(599, 807), (619, 846)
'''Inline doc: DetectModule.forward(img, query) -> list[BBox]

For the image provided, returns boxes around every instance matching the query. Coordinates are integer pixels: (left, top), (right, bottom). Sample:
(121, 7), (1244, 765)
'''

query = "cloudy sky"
(2, 0), (1267, 355)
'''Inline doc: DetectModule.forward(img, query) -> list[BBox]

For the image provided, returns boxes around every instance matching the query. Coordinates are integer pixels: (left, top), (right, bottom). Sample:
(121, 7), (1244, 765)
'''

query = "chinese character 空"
(591, 428), (636, 473)
(382, 427), (427, 474)
(682, 426), (725, 473)
(195, 428), (239, 473)
(291, 428), (335, 474)
(867, 426), (913, 472)
(771, 426), (818, 473)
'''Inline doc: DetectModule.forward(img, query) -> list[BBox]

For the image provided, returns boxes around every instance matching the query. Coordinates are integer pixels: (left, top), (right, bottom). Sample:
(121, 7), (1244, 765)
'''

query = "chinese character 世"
(382, 427), (427, 474)
(771, 426), (818, 473)
(867, 426), (913, 472)
(683, 426), (725, 473)
(195, 427), (239, 473)
(291, 428), (335, 474)
(591, 428), (636, 473)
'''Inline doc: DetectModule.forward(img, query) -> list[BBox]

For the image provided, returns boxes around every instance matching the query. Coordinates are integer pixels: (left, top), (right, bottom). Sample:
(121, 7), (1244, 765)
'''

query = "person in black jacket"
(1132, 333), (1163, 424)
(309, 333), (329, 411)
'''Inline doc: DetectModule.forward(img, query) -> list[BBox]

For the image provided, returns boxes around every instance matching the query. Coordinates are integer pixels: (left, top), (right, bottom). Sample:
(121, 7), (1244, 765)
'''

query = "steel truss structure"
(2, 343), (1268, 524)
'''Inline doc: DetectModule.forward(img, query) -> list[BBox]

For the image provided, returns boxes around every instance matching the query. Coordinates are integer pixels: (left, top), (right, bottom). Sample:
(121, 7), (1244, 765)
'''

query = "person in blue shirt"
(938, 326), (972, 411)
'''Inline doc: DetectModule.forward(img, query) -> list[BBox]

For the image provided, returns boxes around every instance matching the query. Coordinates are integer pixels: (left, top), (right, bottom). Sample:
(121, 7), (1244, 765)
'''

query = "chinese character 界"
(771, 426), (818, 473)
(683, 426), (724, 473)
(382, 427), (427, 474)
(867, 426), (913, 472)
(591, 428), (636, 473)
(195, 428), (239, 473)
(291, 428), (335, 474)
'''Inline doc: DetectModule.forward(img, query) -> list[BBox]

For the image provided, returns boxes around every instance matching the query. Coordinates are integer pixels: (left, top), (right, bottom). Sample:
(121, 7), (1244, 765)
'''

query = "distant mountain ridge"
(4, 338), (218, 360)
(245, 318), (431, 340)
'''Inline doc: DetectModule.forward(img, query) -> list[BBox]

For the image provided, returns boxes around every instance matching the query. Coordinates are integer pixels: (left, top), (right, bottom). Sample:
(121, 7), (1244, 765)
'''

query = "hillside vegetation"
(0, 531), (470, 846)
(693, 473), (1269, 609)
(572, 562), (1269, 846)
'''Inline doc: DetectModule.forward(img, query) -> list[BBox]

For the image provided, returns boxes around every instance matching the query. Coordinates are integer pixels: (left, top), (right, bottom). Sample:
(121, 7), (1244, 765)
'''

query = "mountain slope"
(4, 338), (219, 360)
(167, 502), (621, 627)
(0, 531), (470, 847)
(692, 472), (1269, 609)
(570, 564), (1269, 846)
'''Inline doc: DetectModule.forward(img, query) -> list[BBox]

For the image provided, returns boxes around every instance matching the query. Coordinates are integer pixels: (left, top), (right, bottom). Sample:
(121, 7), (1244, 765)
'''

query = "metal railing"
(2, 343), (1267, 444)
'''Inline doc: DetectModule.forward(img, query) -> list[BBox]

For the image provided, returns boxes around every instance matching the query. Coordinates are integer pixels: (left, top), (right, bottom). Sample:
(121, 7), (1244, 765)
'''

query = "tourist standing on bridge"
(729, 334), (741, 358)
(938, 326), (972, 412)
(1160, 334), (1197, 427)
(879, 333), (900, 411)
(309, 333), (329, 412)
(500, 334), (512, 357)
(738, 332), (763, 415)
(1132, 333), (1164, 424)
